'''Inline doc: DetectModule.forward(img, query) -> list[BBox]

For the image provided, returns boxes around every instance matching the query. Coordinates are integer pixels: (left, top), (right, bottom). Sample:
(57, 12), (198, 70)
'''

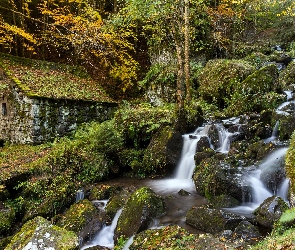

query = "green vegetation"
(0, 53), (114, 103)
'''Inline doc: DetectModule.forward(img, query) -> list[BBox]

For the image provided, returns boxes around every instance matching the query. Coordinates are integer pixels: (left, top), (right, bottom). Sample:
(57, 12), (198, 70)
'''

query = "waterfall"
(81, 207), (122, 249)
(227, 148), (289, 215)
(264, 121), (279, 143)
(75, 189), (84, 202)
(174, 134), (200, 179)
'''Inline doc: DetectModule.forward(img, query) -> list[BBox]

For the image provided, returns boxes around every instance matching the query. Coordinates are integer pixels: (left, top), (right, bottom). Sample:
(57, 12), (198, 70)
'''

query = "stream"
(81, 91), (293, 249)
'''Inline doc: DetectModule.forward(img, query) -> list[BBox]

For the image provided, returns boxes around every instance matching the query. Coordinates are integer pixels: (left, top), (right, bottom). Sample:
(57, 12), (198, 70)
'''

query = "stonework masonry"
(0, 78), (116, 144)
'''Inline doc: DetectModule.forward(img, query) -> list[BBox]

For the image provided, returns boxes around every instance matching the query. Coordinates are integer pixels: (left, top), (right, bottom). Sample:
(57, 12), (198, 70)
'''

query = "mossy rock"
(208, 195), (239, 209)
(186, 206), (246, 234)
(129, 225), (236, 250)
(198, 59), (255, 108)
(272, 111), (295, 140)
(88, 184), (121, 201)
(5, 216), (79, 250)
(253, 196), (289, 229)
(142, 126), (183, 176)
(105, 186), (137, 220)
(226, 64), (283, 116)
(279, 61), (295, 88)
(0, 208), (15, 236)
(244, 52), (270, 69)
(272, 207), (295, 235)
(193, 156), (249, 201)
(114, 187), (165, 240)
(55, 199), (101, 233)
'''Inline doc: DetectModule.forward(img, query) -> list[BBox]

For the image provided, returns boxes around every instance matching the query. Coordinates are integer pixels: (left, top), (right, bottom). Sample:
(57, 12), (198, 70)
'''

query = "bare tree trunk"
(184, 0), (190, 102)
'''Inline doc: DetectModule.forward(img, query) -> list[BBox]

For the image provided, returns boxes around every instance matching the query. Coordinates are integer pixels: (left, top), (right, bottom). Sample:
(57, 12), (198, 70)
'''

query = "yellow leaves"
(0, 23), (37, 44)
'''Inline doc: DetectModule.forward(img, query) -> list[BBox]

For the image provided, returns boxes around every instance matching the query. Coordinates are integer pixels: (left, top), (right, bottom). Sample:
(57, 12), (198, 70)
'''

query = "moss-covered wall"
(31, 98), (116, 143)
(0, 74), (116, 144)
(0, 80), (34, 144)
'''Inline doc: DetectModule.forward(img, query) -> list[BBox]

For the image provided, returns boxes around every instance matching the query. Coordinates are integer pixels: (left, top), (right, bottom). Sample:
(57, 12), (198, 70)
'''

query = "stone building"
(0, 54), (117, 144)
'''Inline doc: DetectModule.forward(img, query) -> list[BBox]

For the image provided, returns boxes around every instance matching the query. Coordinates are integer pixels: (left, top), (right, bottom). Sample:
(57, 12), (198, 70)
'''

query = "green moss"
(115, 187), (165, 239)
(0, 53), (115, 103)
(0, 208), (15, 236)
(285, 131), (295, 196)
(198, 59), (255, 108)
(5, 216), (79, 250)
(55, 199), (98, 233)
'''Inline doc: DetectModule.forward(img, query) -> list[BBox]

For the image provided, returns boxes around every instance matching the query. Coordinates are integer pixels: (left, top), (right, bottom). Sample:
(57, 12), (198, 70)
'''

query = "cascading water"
(75, 189), (84, 202)
(81, 201), (121, 250)
(226, 147), (289, 215)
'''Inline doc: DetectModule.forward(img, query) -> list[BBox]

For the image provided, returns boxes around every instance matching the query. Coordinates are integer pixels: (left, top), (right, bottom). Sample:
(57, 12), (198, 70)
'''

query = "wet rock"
(207, 124), (220, 149)
(193, 157), (250, 202)
(105, 186), (137, 220)
(178, 189), (190, 196)
(233, 221), (261, 242)
(209, 194), (239, 209)
(196, 136), (211, 152)
(219, 230), (233, 241)
(194, 148), (215, 166)
(186, 206), (246, 234)
(5, 216), (79, 250)
(55, 199), (106, 244)
(260, 158), (286, 194)
(114, 187), (165, 240)
(254, 196), (289, 228)
(142, 126), (183, 175)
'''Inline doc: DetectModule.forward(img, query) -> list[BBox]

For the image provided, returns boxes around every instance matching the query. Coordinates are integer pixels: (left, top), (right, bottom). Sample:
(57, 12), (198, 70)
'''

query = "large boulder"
(253, 196), (289, 229)
(114, 187), (165, 240)
(193, 157), (250, 202)
(142, 126), (183, 175)
(232, 221), (261, 242)
(5, 216), (79, 250)
(129, 225), (236, 249)
(198, 59), (255, 108)
(55, 199), (106, 244)
(226, 64), (283, 116)
(186, 206), (246, 234)
(105, 186), (137, 220)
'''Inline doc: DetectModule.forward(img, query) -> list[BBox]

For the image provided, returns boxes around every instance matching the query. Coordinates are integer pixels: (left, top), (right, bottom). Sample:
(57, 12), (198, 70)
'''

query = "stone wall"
(0, 83), (35, 144)
(31, 98), (116, 144)
(0, 77), (116, 144)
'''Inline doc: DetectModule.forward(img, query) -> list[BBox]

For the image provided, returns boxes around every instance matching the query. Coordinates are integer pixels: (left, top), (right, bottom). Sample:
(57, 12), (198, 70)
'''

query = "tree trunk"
(184, 0), (190, 102)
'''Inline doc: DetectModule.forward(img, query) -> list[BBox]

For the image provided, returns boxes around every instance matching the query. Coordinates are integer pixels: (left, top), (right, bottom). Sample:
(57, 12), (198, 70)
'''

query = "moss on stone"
(55, 199), (99, 234)
(5, 216), (79, 250)
(198, 59), (255, 108)
(115, 187), (165, 239)
(0, 53), (115, 103)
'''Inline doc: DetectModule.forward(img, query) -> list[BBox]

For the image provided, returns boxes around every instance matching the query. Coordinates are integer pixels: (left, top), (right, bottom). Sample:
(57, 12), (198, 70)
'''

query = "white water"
(75, 189), (84, 202)
(148, 124), (233, 194)
(81, 207), (122, 250)
(264, 121), (279, 143)
(227, 147), (289, 215)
